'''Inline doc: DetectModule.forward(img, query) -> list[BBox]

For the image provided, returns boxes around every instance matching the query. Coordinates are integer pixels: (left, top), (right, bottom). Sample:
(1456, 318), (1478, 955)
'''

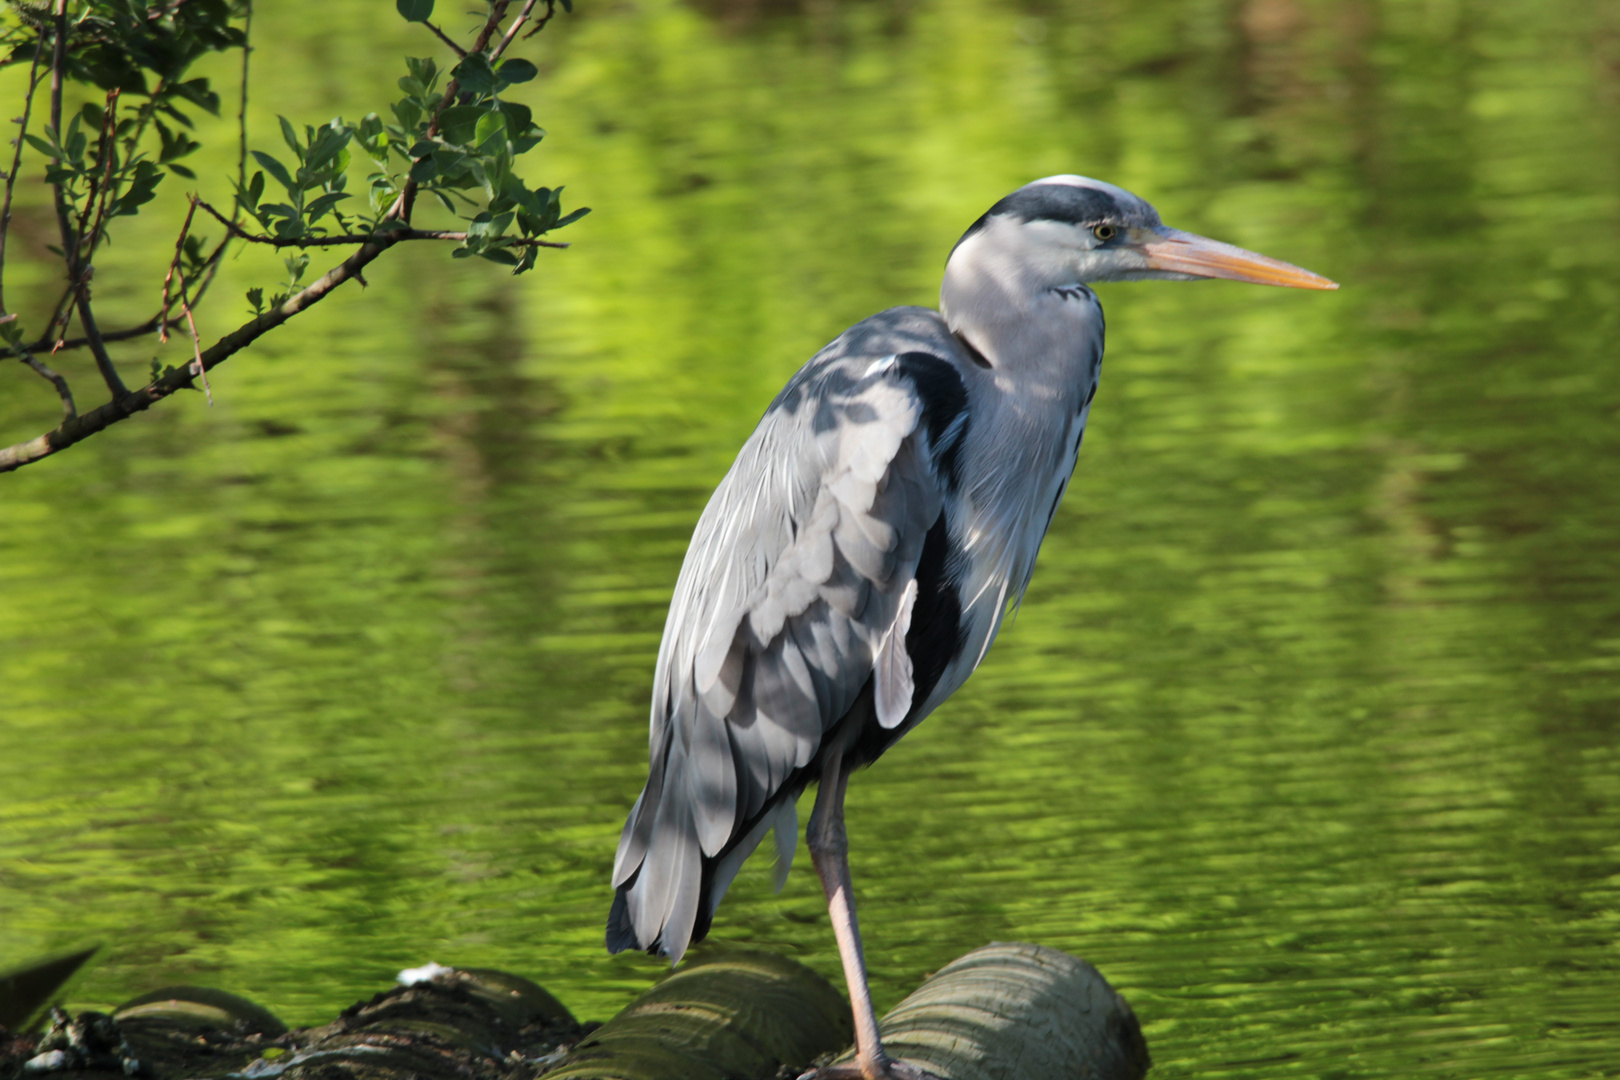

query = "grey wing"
(608, 336), (961, 963)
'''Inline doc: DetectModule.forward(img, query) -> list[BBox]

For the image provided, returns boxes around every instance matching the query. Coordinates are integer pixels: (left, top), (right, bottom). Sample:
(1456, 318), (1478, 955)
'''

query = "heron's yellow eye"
(1093, 224), (1117, 242)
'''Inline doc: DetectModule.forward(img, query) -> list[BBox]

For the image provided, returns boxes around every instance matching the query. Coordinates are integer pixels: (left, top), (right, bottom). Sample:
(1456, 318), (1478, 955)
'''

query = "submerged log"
(546, 947), (852, 1080)
(0, 943), (1147, 1080)
(0, 967), (584, 1080)
(831, 942), (1150, 1080)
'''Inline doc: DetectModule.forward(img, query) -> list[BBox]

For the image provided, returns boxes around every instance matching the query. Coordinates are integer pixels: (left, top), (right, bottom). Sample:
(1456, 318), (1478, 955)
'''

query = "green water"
(3, 0), (1618, 1075)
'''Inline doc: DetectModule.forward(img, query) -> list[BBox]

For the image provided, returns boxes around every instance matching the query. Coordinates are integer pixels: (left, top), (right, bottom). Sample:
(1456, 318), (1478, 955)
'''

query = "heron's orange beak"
(1136, 227), (1338, 290)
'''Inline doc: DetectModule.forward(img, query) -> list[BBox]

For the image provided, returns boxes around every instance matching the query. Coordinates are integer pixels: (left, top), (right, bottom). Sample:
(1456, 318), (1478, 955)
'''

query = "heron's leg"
(802, 751), (937, 1080)
(807, 750), (886, 1077)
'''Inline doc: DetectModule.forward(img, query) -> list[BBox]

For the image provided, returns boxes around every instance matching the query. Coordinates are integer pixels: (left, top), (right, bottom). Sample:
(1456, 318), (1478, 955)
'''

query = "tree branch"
(72, 283), (126, 396)
(193, 199), (569, 248)
(77, 87), (121, 271)
(19, 350), (75, 421)
(491, 0), (548, 63)
(0, 230), (408, 473)
(422, 19), (468, 58)
(160, 196), (199, 343)
(0, 33), (46, 317)
(6, 316), (162, 358)
(48, 0), (126, 399)
(391, 1), (511, 224)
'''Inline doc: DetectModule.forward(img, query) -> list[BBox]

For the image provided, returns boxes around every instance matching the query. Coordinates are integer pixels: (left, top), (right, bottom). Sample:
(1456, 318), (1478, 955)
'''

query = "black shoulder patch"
(850, 510), (965, 769)
(892, 351), (970, 491)
(953, 331), (992, 369)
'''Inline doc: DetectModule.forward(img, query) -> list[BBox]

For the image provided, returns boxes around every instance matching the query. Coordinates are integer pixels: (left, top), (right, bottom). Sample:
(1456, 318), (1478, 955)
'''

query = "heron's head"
(944, 175), (1337, 298)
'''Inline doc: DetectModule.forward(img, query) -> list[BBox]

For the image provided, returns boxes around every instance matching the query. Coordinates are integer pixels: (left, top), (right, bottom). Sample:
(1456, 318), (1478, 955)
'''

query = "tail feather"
(606, 784), (804, 965)
(605, 878), (639, 954)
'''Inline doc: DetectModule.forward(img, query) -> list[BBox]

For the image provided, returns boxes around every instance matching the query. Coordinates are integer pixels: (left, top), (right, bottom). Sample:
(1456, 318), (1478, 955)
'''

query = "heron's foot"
(796, 1056), (942, 1080)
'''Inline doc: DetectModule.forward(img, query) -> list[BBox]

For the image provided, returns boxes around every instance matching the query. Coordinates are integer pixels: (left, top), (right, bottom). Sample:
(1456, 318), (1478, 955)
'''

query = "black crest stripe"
(892, 351), (969, 491)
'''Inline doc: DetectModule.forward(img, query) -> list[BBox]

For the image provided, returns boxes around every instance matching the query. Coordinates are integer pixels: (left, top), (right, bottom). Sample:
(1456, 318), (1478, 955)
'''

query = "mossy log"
(831, 943), (1150, 1080)
(544, 947), (852, 1080)
(0, 969), (583, 1080)
(0, 942), (1148, 1080)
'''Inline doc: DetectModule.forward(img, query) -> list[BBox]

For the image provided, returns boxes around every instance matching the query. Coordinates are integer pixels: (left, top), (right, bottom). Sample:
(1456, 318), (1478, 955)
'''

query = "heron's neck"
(939, 222), (1099, 384)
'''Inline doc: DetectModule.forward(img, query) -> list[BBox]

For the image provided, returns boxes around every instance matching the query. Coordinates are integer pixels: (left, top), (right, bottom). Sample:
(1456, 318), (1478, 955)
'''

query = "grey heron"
(607, 175), (1336, 1080)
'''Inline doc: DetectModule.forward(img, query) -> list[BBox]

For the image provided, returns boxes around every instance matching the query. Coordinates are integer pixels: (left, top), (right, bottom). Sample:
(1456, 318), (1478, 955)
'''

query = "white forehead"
(1024, 174), (1140, 202)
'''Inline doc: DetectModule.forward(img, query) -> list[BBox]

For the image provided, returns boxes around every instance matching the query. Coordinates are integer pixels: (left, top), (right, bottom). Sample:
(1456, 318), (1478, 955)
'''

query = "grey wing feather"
(609, 308), (962, 962)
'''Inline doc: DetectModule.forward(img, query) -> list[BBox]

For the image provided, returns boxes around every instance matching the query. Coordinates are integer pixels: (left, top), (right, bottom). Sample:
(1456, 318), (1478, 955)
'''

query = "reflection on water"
(2, 0), (1617, 1076)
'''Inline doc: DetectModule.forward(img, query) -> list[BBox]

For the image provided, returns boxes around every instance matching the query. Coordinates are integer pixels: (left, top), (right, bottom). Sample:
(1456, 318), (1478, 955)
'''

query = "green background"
(2, 1), (1617, 1076)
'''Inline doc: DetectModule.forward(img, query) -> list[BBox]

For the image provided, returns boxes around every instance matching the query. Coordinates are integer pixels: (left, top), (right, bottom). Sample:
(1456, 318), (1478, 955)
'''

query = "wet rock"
(6, 1007), (147, 1078)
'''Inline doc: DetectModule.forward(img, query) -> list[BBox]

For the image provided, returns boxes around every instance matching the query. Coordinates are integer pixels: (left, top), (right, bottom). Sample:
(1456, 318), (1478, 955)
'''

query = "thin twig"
(2, 228), (411, 472)
(193, 199), (569, 248)
(491, 0), (546, 62)
(192, 0), (250, 306)
(422, 18), (468, 58)
(42, 282), (75, 349)
(188, 231), (233, 308)
(72, 282), (125, 397)
(20, 350), (75, 420)
(389, 1), (511, 224)
(179, 291), (211, 406)
(526, 0), (561, 38)
(1, 316), (161, 360)
(231, 228), (567, 249)
(78, 87), (121, 270)
(46, 0), (126, 399)
(48, 0), (64, 145)
(0, 33), (47, 316)
(160, 195), (198, 343)
(235, 1), (251, 200)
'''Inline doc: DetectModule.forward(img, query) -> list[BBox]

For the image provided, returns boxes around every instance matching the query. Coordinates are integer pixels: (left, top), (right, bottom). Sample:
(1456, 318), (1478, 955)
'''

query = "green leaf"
(279, 116), (302, 157)
(251, 151), (298, 196)
(283, 252), (311, 287)
(409, 156), (437, 184)
(451, 53), (498, 96)
(437, 106), (483, 146)
(172, 79), (222, 117)
(391, 99), (423, 132)
(236, 170), (266, 212)
(167, 163), (196, 178)
(473, 110), (507, 152)
(478, 247), (520, 265)
(396, 0), (434, 22)
(23, 134), (56, 157)
(497, 59), (538, 84)
(304, 127), (353, 174)
(496, 101), (533, 137)
(357, 114), (387, 158)
(305, 191), (351, 223)
(431, 147), (470, 181)
(406, 57), (438, 89)
(114, 164), (165, 216)
(553, 206), (591, 229)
